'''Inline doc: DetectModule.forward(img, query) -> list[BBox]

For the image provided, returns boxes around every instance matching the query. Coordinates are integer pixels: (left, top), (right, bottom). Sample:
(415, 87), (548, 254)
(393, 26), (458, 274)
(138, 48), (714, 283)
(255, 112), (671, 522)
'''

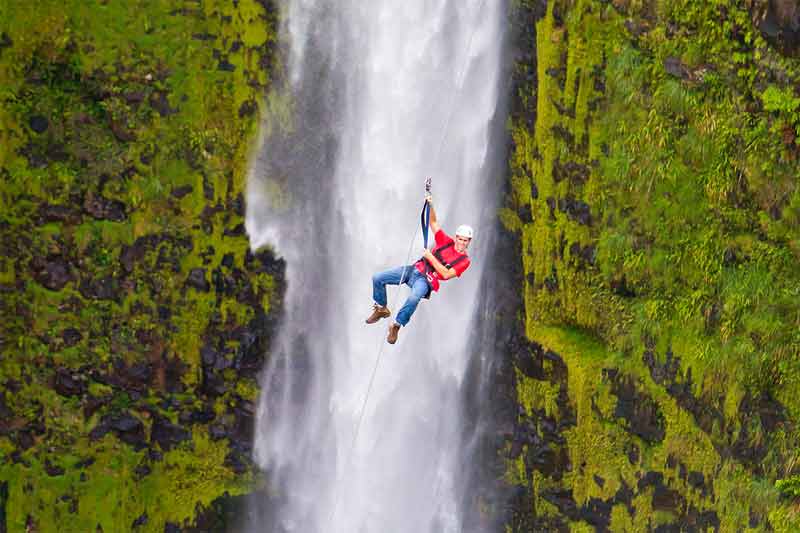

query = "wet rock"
(201, 344), (219, 369)
(62, 329), (83, 349)
(171, 185), (193, 199)
(150, 416), (191, 451)
(238, 99), (258, 118)
(29, 115), (49, 134)
(179, 406), (215, 425)
(541, 489), (578, 518)
(192, 32), (216, 41)
(54, 368), (86, 397)
(209, 424), (228, 441)
(164, 523), (181, 533)
(31, 256), (73, 291)
(82, 396), (108, 419)
(569, 242), (595, 268)
(218, 58), (236, 72)
(124, 91), (145, 105)
(224, 450), (248, 474)
(44, 459), (64, 477)
(687, 471), (705, 489)
(652, 484), (684, 511)
(754, 0), (800, 56)
(38, 203), (80, 224)
(553, 159), (590, 184)
(606, 370), (665, 443)
(638, 471), (664, 490)
(79, 276), (120, 301)
(610, 274), (636, 298)
(689, 507), (720, 531)
(557, 196), (592, 225)
(75, 457), (95, 469)
(94, 360), (153, 393)
(517, 203), (533, 224)
(90, 412), (146, 449)
(223, 223), (246, 237)
(577, 497), (612, 530)
(514, 338), (546, 380)
(186, 268), (210, 291)
(202, 369), (228, 397)
(83, 193), (126, 222)
(0, 31), (12, 49)
(132, 513), (148, 528)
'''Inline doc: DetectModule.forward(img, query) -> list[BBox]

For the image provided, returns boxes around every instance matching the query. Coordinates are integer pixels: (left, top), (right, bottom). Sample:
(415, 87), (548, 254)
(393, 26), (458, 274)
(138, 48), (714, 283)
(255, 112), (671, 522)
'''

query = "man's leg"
(372, 265), (412, 307)
(368, 265), (410, 325)
(394, 275), (430, 327)
(387, 275), (430, 344)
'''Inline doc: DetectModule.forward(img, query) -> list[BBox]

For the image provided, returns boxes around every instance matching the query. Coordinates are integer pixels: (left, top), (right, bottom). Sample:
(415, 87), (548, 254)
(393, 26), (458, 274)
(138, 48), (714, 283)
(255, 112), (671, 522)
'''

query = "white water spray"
(246, 1), (504, 531)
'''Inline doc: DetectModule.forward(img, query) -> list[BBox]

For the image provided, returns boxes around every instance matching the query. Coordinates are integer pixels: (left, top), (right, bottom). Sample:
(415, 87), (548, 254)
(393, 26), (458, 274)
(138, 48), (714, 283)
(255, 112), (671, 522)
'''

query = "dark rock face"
(151, 416), (192, 451)
(90, 412), (146, 449)
(643, 347), (792, 476)
(83, 193), (127, 221)
(132, 513), (148, 528)
(79, 275), (120, 301)
(755, 0), (800, 56)
(61, 328), (83, 347)
(38, 203), (80, 224)
(557, 196), (592, 226)
(171, 185), (193, 199)
(54, 368), (86, 397)
(29, 115), (49, 134)
(186, 268), (210, 291)
(31, 256), (73, 291)
(606, 369), (666, 443)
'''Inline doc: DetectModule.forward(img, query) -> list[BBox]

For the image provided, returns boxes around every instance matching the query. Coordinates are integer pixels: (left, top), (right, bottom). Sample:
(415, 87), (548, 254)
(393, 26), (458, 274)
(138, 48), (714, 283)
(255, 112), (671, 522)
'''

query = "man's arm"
(426, 194), (442, 234)
(422, 249), (457, 279)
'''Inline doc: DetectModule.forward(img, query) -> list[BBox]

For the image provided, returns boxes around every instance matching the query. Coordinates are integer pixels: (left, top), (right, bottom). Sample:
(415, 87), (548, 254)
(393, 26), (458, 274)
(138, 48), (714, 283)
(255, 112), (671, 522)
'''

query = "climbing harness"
(328, 0), (488, 526)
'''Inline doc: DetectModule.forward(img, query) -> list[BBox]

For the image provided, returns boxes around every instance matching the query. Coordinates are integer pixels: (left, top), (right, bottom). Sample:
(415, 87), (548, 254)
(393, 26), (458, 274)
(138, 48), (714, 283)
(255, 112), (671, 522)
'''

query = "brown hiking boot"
(387, 322), (401, 344)
(365, 303), (391, 324)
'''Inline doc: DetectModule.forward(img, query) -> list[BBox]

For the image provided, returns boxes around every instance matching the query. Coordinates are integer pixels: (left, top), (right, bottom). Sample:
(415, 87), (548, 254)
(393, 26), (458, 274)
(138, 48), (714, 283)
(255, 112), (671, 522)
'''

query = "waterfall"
(246, 1), (505, 531)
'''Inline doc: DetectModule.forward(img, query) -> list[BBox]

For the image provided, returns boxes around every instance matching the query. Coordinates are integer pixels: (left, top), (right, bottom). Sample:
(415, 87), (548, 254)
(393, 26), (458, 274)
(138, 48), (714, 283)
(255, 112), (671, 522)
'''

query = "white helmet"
(455, 224), (474, 239)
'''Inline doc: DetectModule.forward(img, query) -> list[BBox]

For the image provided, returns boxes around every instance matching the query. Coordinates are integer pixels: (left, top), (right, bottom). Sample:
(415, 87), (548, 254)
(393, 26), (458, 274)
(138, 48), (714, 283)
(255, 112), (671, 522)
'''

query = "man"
(366, 194), (473, 344)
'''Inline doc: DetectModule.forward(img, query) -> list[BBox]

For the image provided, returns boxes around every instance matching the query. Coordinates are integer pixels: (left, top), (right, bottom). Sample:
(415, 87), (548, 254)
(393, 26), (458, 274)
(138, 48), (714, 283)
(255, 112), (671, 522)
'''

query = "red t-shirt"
(414, 229), (470, 292)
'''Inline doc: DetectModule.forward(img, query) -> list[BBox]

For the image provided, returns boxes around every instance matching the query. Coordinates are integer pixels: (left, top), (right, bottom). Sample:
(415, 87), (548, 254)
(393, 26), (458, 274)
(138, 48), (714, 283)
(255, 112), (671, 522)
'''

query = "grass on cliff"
(0, 0), (280, 531)
(506, 0), (800, 530)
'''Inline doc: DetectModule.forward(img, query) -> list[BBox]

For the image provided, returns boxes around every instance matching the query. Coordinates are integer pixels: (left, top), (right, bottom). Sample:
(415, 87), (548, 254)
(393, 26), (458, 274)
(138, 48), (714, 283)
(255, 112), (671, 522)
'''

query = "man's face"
(455, 235), (471, 253)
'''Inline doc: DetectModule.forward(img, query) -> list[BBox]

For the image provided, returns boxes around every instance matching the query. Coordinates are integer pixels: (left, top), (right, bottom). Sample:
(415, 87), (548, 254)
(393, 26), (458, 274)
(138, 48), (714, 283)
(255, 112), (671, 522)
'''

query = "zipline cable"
(327, 0), (489, 528)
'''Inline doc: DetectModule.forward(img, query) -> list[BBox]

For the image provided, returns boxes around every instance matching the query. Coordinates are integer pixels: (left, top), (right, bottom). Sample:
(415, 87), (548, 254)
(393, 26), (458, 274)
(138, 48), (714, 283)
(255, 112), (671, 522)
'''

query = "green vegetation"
(505, 0), (800, 530)
(0, 0), (282, 530)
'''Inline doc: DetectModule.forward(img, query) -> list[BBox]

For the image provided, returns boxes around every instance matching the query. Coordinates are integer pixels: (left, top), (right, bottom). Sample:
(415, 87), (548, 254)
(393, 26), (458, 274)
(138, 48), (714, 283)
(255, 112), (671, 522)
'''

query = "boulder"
(186, 268), (210, 291)
(31, 256), (72, 291)
(29, 115), (49, 134)
(83, 193), (126, 222)
(54, 368), (86, 397)
(150, 416), (192, 451)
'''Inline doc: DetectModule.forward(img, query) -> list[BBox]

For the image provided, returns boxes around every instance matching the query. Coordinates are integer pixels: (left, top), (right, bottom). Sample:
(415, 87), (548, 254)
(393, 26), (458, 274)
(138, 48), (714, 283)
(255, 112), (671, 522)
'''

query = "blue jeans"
(372, 265), (430, 326)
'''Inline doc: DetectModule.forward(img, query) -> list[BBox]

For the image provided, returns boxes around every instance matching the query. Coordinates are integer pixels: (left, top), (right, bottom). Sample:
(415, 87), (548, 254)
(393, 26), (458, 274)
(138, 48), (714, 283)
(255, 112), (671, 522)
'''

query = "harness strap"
(421, 240), (467, 274)
(420, 201), (431, 248)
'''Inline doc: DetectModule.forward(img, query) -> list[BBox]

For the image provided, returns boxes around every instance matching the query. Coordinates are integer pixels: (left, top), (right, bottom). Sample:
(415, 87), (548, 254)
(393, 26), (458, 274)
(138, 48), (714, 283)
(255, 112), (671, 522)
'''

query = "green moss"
(0, 0), (281, 530)
(506, 0), (800, 529)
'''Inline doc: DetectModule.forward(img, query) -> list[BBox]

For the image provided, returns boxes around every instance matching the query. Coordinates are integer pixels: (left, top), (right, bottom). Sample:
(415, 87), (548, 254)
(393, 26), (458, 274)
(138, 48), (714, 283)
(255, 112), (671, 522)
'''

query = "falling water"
(246, 1), (505, 531)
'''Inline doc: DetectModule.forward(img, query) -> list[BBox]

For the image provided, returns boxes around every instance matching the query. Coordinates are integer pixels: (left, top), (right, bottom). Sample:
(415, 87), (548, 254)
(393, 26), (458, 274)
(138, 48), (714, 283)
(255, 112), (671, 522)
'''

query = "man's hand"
(422, 248), (434, 260)
(425, 193), (433, 205)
